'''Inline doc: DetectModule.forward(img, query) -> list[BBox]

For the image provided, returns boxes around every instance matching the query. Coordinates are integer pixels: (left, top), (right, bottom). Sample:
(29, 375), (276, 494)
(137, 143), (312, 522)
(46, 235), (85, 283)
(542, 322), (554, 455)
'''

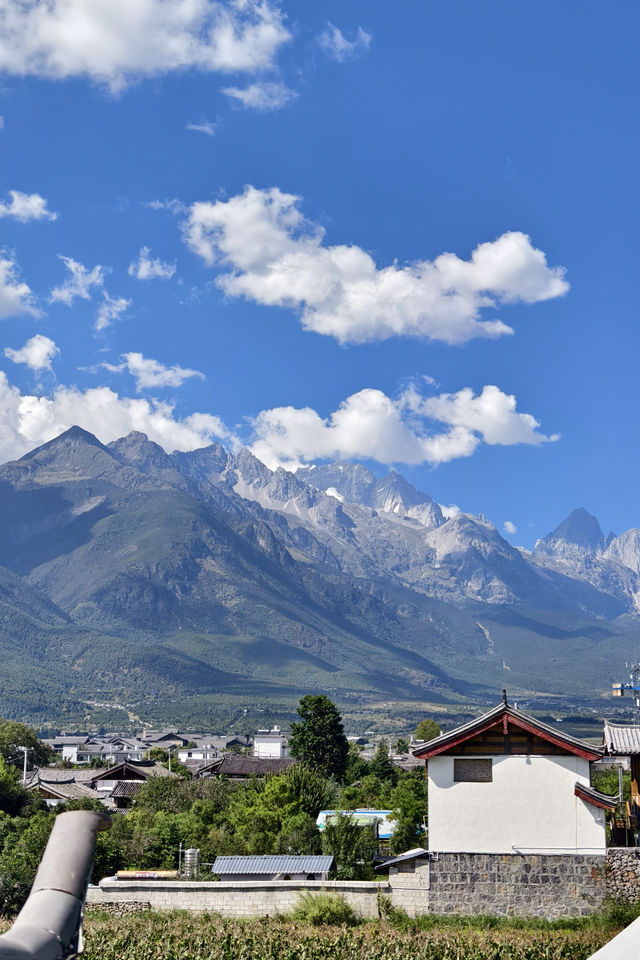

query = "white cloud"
(439, 503), (460, 520)
(0, 371), (232, 464)
(0, 190), (57, 221)
(186, 116), (221, 137)
(318, 23), (371, 62)
(0, 254), (39, 318)
(0, 116), (4, 129)
(103, 351), (204, 391)
(183, 186), (569, 345)
(0, 0), (290, 92)
(222, 80), (297, 110)
(95, 293), (131, 331)
(128, 246), (176, 280)
(5, 334), (59, 372)
(248, 382), (557, 470)
(503, 520), (517, 535)
(415, 384), (560, 446)
(50, 256), (106, 305)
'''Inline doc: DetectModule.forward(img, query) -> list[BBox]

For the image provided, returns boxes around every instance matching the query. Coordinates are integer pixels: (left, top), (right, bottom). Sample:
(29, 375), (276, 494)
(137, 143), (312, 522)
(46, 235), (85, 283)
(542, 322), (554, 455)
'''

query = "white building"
(253, 727), (289, 759)
(413, 699), (614, 855)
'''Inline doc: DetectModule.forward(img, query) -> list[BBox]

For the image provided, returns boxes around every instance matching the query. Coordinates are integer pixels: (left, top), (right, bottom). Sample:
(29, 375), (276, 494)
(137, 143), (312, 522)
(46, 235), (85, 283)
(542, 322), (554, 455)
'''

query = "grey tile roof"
(412, 702), (603, 760)
(199, 756), (296, 778)
(110, 781), (143, 799)
(37, 781), (102, 801)
(212, 856), (333, 875)
(603, 720), (640, 755)
(574, 782), (617, 810)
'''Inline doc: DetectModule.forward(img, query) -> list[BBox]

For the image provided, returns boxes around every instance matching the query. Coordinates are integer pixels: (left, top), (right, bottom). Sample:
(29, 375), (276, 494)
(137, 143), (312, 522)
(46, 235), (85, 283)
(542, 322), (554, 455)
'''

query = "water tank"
(184, 847), (199, 879)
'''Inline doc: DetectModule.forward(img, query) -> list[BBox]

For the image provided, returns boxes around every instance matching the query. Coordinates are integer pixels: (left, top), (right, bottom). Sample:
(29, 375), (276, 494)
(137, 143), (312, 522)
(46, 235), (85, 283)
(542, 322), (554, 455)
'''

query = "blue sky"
(0, 0), (636, 548)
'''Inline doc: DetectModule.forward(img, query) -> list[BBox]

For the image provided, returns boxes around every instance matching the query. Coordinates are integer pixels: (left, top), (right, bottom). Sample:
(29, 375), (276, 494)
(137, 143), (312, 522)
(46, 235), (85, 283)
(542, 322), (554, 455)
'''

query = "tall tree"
(414, 718), (442, 742)
(0, 720), (51, 770)
(289, 695), (349, 781)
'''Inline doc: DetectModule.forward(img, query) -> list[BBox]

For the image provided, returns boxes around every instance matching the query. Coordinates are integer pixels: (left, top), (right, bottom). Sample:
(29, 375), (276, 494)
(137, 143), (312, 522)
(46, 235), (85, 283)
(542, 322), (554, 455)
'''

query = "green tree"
(414, 718), (442, 742)
(0, 720), (51, 770)
(321, 813), (375, 880)
(289, 696), (349, 781)
(369, 740), (397, 785)
(0, 756), (29, 816)
(394, 738), (409, 755)
(389, 768), (427, 853)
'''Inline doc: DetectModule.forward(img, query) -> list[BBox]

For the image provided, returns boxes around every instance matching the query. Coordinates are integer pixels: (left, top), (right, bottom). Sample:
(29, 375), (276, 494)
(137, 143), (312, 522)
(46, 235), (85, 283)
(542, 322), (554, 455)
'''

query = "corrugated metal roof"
(603, 720), (640, 755)
(375, 848), (428, 872)
(212, 855), (333, 875)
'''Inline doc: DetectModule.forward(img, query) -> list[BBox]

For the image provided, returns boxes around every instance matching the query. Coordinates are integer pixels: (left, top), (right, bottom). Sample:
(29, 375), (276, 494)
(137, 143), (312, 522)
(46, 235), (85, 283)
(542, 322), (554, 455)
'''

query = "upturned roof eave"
(412, 703), (602, 762)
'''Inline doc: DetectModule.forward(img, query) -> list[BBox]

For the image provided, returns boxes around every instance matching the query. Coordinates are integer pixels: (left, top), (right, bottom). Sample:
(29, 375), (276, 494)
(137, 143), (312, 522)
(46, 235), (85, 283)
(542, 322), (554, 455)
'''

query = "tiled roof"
(110, 781), (143, 799)
(212, 855), (333, 875)
(574, 782), (617, 811)
(603, 720), (640, 756)
(200, 756), (296, 778)
(28, 766), (108, 785)
(412, 702), (602, 761)
(38, 781), (102, 801)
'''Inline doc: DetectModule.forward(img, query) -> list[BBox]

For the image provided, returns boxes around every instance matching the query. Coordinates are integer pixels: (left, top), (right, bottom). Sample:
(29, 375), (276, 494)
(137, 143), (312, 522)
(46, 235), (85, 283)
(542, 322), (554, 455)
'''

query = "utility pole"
(18, 746), (29, 785)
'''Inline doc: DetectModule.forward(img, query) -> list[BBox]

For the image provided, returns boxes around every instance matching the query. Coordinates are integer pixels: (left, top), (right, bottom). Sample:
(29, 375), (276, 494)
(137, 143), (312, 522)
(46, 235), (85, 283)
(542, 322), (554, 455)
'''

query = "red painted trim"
(413, 707), (601, 761)
(574, 785), (616, 811)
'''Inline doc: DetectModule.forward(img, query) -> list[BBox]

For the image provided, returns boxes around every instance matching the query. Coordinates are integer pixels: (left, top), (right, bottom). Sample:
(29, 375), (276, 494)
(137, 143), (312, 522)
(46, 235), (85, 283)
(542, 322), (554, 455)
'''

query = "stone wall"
(411, 853), (607, 918)
(606, 848), (640, 903)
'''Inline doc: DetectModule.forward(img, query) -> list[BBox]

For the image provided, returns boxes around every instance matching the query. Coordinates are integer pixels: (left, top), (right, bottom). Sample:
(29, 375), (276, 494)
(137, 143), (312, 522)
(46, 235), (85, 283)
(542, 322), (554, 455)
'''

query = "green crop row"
(76, 911), (613, 960)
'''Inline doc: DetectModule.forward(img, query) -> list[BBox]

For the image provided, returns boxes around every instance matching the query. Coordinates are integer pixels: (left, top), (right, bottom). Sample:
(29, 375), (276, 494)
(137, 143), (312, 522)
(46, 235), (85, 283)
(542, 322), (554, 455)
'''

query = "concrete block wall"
(86, 879), (387, 919)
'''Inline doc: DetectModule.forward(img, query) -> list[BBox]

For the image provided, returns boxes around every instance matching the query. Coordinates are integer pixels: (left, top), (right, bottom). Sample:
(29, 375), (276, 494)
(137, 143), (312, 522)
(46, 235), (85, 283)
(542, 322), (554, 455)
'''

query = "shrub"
(290, 892), (358, 926)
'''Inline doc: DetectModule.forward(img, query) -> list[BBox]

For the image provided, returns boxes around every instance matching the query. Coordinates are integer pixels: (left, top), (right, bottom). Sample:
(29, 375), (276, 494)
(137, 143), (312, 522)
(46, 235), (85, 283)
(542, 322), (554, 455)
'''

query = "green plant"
(290, 892), (358, 926)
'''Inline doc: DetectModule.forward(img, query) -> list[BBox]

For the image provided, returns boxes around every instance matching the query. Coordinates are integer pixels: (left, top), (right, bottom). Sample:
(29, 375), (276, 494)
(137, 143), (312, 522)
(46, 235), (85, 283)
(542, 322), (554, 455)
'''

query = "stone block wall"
(606, 848), (640, 903)
(86, 879), (386, 919)
(422, 853), (606, 918)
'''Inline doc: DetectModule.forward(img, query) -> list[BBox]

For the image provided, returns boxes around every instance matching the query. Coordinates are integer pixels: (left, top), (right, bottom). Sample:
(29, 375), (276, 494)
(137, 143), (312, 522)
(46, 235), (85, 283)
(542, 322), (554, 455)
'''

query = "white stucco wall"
(427, 754), (606, 854)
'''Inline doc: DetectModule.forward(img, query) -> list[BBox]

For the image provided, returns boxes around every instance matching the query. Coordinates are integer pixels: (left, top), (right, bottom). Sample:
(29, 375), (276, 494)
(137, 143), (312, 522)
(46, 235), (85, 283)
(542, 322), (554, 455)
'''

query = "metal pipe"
(0, 810), (111, 960)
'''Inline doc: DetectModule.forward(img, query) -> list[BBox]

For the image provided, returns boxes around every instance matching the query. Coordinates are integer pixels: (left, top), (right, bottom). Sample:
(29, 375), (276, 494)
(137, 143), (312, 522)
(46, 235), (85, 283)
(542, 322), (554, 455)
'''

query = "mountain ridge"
(0, 426), (638, 726)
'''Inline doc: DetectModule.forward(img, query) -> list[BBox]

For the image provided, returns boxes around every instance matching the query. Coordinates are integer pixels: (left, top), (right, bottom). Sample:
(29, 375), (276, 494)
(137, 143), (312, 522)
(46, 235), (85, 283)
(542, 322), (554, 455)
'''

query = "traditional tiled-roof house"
(413, 696), (614, 854)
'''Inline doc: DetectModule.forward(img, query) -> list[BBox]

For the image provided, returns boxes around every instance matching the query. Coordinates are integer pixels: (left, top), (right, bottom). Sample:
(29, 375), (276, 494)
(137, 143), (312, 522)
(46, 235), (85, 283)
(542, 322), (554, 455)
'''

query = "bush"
(290, 892), (358, 926)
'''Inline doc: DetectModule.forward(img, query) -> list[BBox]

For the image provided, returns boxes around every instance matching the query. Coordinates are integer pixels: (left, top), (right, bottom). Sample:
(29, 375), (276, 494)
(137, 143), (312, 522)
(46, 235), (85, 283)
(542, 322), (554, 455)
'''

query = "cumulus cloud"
(503, 520), (517, 535)
(0, 190), (57, 222)
(50, 256), (106, 305)
(186, 116), (221, 136)
(439, 503), (461, 520)
(248, 382), (557, 470)
(95, 293), (131, 331)
(128, 247), (176, 280)
(103, 351), (204, 391)
(5, 334), (59, 372)
(222, 80), (297, 110)
(0, 0), (290, 92)
(0, 371), (232, 464)
(0, 254), (39, 318)
(183, 186), (569, 345)
(318, 23), (371, 61)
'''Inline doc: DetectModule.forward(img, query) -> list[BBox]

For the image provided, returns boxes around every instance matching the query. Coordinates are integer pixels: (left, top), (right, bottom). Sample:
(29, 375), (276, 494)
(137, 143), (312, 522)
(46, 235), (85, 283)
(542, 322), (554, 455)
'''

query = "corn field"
(74, 911), (614, 960)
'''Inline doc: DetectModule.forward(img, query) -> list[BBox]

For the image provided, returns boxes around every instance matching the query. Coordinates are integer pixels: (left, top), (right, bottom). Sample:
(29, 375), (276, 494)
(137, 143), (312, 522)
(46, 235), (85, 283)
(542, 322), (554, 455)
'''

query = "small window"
(454, 758), (492, 783)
